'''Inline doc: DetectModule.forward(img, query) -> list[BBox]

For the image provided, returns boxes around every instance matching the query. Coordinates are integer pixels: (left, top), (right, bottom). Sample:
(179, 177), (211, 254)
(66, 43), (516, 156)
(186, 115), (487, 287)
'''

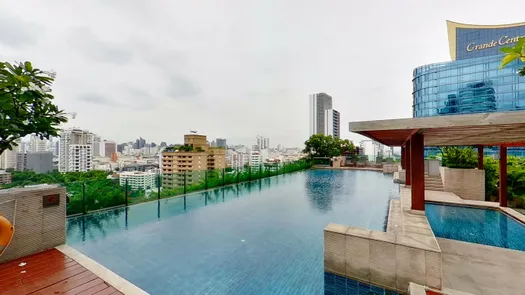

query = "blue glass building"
(413, 21), (525, 156)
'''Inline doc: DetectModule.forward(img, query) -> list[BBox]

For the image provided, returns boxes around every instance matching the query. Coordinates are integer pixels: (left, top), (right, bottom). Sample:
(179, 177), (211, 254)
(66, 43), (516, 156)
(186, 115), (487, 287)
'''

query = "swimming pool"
(67, 170), (399, 295)
(426, 203), (525, 251)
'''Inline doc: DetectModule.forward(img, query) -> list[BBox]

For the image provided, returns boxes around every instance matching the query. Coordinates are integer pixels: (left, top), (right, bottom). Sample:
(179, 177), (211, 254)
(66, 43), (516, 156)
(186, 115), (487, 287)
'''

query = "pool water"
(426, 203), (525, 251)
(67, 170), (399, 295)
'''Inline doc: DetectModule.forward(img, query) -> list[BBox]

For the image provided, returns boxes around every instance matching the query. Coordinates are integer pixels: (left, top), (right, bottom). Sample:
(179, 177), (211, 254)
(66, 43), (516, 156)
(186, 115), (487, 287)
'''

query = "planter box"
(440, 167), (485, 201)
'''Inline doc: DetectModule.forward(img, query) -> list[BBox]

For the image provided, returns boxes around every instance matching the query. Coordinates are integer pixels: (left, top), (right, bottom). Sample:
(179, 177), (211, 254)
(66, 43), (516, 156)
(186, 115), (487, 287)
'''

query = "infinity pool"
(426, 203), (525, 251)
(67, 170), (399, 295)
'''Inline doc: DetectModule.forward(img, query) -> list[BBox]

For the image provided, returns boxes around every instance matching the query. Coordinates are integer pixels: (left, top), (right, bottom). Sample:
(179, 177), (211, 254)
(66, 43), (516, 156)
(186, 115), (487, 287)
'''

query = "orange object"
(0, 215), (14, 255)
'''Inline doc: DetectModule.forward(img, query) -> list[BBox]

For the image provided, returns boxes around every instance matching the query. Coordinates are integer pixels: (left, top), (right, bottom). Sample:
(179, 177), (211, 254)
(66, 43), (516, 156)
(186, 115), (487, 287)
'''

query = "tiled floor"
(0, 249), (123, 295)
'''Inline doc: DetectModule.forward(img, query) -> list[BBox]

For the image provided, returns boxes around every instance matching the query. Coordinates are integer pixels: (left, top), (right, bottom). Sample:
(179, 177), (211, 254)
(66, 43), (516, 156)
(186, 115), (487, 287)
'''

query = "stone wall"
(383, 164), (399, 174)
(440, 167), (485, 201)
(324, 224), (442, 293)
(0, 185), (66, 263)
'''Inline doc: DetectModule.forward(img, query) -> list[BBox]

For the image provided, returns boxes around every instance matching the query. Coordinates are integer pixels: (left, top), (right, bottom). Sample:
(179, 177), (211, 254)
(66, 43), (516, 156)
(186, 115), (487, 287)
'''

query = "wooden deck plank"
(0, 249), (128, 295)
(62, 278), (104, 295)
(76, 282), (111, 295)
(93, 286), (119, 295)
(29, 271), (97, 295)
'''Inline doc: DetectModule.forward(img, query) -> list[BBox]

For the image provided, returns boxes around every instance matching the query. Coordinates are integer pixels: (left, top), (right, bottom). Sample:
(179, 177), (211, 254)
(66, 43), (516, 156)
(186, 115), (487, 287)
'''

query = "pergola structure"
(349, 111), (525, 211)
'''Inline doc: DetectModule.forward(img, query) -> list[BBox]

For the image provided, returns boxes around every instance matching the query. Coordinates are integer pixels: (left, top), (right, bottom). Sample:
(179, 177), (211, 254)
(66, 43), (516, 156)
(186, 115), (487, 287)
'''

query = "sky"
(1, 1), (524, 148)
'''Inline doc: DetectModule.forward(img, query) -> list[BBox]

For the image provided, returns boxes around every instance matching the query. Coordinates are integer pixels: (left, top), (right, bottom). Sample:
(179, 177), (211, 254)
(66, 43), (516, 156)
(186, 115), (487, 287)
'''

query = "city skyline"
(1, 1), (525, 147)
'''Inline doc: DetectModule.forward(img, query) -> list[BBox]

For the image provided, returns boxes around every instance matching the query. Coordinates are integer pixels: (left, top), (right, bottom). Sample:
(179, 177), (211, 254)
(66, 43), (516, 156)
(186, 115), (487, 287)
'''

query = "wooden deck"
(0, 248), (123, 295)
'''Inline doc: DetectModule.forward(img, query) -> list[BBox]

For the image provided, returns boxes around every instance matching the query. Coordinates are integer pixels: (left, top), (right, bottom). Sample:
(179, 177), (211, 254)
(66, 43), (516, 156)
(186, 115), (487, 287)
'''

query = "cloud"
(78, 93), (124, 107)
(0, 14), (44, 48)
(66, 27), (133, 65)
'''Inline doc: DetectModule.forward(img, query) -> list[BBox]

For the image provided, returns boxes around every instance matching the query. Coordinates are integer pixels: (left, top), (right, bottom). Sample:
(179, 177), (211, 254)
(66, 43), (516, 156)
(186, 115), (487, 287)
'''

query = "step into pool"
(426, 203), (525, 251)
(67, 170), (399, 295)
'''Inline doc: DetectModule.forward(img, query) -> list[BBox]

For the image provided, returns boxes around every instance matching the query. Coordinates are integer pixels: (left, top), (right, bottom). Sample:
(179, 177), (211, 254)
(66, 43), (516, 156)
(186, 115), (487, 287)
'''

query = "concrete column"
(405, 141), (411, 186)
(401, 146), (405, 169)
(477, 145), (484, 170)
(410, 133), (425, 211)
(499, 145), (507, 207)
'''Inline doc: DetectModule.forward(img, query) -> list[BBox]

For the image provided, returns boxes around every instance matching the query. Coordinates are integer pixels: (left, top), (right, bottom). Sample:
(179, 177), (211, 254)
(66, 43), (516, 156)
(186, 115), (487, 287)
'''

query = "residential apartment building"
(104, 140), (117, 158)
(309, 93), (340, 137)
(0, 139), (21, 170)
(161, 134), (226, 189)
(29, 134), (49, 152)
(0, 170), (11, 185)
(59, 128), (93, 172)
(119, 171), (156, 190)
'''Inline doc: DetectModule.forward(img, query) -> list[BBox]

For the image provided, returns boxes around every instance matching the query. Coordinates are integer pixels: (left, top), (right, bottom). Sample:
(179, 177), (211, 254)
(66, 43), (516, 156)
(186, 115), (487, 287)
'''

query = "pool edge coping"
(425, 200), (525, 226)
(56, 244), (150, 295)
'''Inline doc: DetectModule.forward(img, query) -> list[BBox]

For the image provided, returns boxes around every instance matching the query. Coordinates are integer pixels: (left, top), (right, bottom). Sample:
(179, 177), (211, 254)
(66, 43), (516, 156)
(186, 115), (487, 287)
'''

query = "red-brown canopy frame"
(349, 111), (525, 210)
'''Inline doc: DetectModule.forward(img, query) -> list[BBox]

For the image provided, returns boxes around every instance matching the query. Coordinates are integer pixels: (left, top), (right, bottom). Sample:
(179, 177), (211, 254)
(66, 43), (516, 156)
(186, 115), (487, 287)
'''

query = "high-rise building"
(161, 134), (226, 189)
(0, 139), (21, 170)
(413, 21), (525, 156)
(16, 151), (54, 173)
(324, 109), (340, 138)
(134, 137), (146, 149)
(59, 128), (93, 172)
(216, 138), (227, 148)
(29, 135), (49, 152)
(104, 140), (117, 158)
(160, 142), (167, 147)
(256, 136), (270, 149)
(250, 151), (262, 167)
(309, 93), (340, 137)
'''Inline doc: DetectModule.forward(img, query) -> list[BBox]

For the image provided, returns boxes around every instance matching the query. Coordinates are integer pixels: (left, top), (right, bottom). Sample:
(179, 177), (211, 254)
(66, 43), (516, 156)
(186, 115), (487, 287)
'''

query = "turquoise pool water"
(67, 170), (399, 294)
(426, 203), (525, 251)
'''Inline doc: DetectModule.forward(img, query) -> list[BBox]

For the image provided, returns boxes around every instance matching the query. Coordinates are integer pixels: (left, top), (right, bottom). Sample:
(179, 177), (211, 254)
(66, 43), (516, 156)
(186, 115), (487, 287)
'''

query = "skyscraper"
(324, 109), (341, 138)
(29, 135), (49, 152)
(59, 129), (93, 172)
(216, 138), (227, 148)
(256, 136), (270, 149)
(309, 93), (340, 137)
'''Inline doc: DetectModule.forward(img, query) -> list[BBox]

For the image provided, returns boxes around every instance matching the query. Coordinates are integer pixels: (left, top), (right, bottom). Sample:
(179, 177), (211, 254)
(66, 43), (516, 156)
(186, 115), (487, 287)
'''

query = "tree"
(440, 146), (477, 169)
(499, 38), (525, 76)
(0, 61), (67, 154)
(303, 134), (355, 158)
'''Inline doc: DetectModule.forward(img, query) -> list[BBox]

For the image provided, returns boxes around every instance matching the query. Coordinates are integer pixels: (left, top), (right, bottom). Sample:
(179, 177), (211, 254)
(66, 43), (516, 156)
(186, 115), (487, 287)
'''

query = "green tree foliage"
(499, 38), (525, 76)
(303, 134), (355, 158)
(440, 146), (477, 169)
(0, 61), (68, 154)
(483, 156), (525, 208)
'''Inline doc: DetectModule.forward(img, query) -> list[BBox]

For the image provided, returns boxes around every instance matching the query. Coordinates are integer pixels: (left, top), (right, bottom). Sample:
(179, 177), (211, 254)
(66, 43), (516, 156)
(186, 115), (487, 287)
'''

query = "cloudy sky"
(1, 1), (524, 147)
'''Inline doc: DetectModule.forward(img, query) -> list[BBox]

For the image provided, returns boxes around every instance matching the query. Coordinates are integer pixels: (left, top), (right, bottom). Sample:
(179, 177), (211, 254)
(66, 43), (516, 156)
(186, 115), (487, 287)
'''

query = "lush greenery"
(440, 146), (478, 169)
(303, 134), (355, 159)
(3, 159), (312, 215)
(0, 61), (68, 154)
(483, 156), (525, 208)
(499, 38), (525, 76)
(2, 170), (109, 188)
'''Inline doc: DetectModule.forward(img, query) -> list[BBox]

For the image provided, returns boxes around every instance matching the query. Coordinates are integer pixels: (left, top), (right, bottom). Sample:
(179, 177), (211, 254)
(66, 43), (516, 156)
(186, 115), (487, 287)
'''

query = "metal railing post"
(157, 174), (161, 200)
(125, 179), (128, 206)
(82, 182), (86, 215)
(236, 168), (239, 183)
(248, 166), (251, 181)
(222, 168), (225, 186)
(205, 169), (208, 190)
(184, 170), (187, 194)
(259, 165), (262, 179)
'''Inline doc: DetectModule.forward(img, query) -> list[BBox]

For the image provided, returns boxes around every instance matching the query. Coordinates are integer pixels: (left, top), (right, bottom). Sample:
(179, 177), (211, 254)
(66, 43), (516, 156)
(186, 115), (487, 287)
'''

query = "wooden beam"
(350, 110), (525, 132)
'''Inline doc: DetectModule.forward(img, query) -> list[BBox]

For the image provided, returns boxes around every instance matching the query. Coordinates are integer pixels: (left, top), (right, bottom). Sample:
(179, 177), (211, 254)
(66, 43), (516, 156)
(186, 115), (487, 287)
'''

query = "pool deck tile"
(0, 248), (124, 295)
(438, 237), (525, 295)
